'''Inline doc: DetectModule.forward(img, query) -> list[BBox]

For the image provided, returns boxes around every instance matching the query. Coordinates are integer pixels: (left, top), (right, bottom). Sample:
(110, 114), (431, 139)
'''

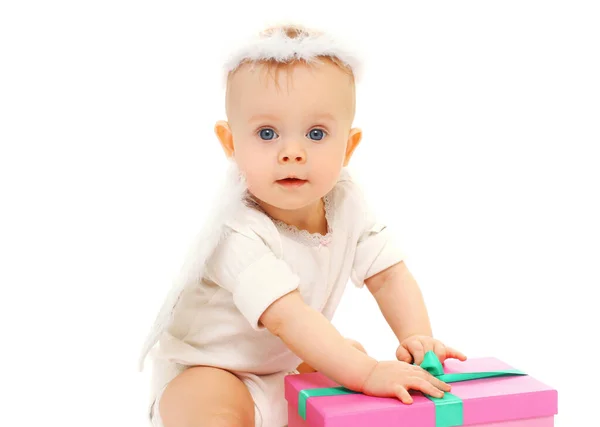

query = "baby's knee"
(158, 395), (254, 427)
(203, 412), (251, 427)
(157, 366), (255, 427)
(160, 411), (248, 427)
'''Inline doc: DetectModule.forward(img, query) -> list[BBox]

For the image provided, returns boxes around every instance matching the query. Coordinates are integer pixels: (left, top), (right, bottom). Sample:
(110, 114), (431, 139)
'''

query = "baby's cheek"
(313, 155), (343, 181)
(243, 167), (271, 192)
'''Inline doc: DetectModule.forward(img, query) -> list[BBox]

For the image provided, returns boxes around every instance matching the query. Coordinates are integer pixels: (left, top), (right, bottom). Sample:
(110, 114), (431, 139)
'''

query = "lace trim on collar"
(247, 193), (334, 247)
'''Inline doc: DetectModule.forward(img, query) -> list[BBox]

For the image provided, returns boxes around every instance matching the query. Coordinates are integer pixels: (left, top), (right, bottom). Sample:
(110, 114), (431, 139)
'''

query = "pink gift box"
(284, 357), (557, 427)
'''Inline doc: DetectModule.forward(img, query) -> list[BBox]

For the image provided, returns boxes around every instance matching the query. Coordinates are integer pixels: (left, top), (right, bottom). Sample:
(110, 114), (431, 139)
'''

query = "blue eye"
(307, 128), (326, 141)
(259, 128), (278, 140)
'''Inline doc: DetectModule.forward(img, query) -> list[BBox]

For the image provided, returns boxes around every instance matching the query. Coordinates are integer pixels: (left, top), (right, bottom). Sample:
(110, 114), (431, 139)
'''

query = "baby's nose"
(279, 144), (306, 164)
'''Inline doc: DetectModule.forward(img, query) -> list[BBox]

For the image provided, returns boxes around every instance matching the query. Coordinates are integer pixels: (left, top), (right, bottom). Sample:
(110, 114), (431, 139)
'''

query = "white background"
(1, 1), (598, 426)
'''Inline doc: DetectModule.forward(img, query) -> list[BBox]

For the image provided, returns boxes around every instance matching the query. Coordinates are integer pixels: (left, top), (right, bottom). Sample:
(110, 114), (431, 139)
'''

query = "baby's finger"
(394, 385), (413, 404)
(407, 376), (445, 399)
(446, 346), (467, 361)
(413, 366), (451, 391)
(396, 345), (413, 363)
(421, 338), (436, 354)
(429, 375), (451, 392)
(407, 340), (425, 365)
(433, 341), (447, 363)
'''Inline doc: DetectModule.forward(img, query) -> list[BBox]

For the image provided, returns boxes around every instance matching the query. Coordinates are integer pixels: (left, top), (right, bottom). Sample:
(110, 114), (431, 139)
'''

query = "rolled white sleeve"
(206, 230), (300, 330)
(351, 222), (406, 288)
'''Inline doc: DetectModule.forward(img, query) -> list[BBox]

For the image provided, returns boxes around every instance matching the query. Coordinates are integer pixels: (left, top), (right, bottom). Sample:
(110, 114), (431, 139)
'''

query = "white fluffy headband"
(221, 24), (364, 85)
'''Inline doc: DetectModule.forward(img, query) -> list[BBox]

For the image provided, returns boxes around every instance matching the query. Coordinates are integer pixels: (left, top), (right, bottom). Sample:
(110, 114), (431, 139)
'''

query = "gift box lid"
(284, 357), (557, 427)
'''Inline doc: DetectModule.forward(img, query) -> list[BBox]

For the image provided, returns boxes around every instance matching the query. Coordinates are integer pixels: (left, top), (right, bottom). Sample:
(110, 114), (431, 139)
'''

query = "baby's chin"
(249, 187), (323, 212)
(258, 195), (314, 212)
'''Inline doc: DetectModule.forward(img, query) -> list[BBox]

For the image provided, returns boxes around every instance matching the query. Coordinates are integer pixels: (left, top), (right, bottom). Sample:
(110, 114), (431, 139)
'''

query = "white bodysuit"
(147, 170), (405, 427)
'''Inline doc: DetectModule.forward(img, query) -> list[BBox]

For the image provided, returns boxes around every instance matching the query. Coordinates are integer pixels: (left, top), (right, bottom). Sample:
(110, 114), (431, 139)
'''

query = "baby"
(139, 24), (466, 427)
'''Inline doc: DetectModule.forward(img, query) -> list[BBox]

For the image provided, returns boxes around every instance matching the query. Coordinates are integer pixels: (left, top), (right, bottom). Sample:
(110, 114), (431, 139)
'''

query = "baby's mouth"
(276, 177), (307, 187)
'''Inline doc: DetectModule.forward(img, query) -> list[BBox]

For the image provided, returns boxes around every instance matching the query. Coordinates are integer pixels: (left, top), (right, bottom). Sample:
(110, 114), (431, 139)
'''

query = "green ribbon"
(419, 351), (526, 427)
(298, 386), (360, 419)
(297, 351), (526, 426)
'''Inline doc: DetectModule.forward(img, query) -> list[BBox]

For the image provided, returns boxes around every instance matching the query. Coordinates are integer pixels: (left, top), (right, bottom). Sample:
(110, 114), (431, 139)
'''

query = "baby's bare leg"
(158, 366), (255, 427)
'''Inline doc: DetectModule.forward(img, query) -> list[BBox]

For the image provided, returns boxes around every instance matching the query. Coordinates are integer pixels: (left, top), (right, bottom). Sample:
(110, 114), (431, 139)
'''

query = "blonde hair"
(224, 24), (357, 115)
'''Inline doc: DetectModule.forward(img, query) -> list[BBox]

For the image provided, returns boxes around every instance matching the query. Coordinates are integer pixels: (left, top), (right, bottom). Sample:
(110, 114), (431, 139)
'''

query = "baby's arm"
(207, 223), (448, 398)
(260, 290), (378, 391)
(364, 261), (467, 364)
(364, 261), (432, 342)
(260, 288), (450, 400)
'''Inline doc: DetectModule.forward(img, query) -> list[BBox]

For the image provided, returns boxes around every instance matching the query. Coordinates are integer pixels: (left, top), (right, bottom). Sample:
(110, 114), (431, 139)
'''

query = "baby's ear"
(344, 128), (362, 166)
(214, 120), (234, 157)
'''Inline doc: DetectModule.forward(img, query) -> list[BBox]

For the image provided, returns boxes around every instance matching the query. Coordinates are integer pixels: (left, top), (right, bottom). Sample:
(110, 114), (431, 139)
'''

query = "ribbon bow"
(297, 351), (526, 427)
(418, 351), (525, 426)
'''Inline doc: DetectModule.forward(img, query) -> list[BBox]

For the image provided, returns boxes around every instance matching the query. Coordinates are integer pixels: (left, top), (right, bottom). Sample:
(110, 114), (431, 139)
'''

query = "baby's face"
(223, 60), (359, 211)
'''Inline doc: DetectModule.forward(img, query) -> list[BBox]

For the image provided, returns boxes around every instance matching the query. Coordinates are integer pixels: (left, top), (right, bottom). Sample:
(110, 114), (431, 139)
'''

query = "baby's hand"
(396, 335), (467, 365)
(361, 360), (451, 403)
